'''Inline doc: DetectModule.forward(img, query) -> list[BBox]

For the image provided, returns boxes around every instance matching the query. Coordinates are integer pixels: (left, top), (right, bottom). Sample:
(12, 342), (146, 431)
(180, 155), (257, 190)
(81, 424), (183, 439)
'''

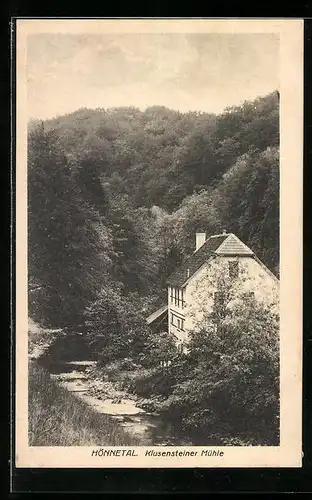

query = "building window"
(170, 313), (185, 331)
(181, 288), (186, 308)
(170, 287), (186, 308)
(229, 260), (239, 279)
(214, 291), (227, 308)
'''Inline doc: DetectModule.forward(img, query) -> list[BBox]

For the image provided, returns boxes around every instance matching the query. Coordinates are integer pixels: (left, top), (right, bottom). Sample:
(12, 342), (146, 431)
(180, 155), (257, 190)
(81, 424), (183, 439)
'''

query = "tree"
(28, 124), (113, 326)
(213, 146), (279, 274)
(28, 91), (280, 330)
(159, 266), (279, 445)
(84, 287), (152, 363)
(170, 189), (222, 257)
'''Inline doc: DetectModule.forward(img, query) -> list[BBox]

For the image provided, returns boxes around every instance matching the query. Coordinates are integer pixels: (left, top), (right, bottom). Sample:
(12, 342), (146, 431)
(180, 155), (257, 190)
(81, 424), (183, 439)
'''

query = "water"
(45, 359), (195, 446)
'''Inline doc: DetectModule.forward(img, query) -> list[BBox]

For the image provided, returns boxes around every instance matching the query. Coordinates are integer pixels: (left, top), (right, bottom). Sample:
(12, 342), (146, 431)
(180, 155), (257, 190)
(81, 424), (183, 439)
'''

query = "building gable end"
(215, 233), (254, 256)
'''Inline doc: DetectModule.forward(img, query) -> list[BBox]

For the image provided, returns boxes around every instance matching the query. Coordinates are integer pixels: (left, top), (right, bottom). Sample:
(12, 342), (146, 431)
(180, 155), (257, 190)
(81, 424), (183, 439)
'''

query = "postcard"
(15, 18), (303, 468)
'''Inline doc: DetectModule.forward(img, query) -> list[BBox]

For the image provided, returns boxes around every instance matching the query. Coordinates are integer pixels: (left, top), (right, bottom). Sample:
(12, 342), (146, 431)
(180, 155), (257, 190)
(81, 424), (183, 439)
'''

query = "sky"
(27, 33), (279, 120)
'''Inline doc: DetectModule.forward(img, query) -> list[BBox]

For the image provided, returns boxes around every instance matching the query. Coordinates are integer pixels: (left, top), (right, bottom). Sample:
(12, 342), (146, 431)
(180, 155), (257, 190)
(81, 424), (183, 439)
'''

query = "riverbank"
(28, 321), (183, 446)
(29, 362), (140, 446)
(43, 359), (194, 445)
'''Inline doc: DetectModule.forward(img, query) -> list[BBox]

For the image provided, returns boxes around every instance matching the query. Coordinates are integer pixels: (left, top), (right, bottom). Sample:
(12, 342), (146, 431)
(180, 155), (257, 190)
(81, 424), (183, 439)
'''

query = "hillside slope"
(28, 91), (279, 326)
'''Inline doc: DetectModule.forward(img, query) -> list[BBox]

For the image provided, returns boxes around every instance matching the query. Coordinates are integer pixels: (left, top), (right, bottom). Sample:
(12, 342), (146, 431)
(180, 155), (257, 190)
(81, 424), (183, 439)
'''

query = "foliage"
(126, 365), (178, 399)
(213, 147), (279, 274)
(136, 331), (179, 367)
(28, 91), (279, 329)
(28, 319), (63, 360)
(28, 124), (113, 326)
(156, 273), (280, 445)
(41, 92), (278, 214)
(84, 285), (178, 368)
(28, 361), (139, 446)
(27, 92), (280, 447)
(84, 287), (152, 363)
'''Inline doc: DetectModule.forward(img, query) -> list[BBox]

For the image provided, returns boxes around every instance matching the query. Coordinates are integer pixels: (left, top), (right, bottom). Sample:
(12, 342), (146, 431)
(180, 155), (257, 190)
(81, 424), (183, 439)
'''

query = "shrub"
(156, 282), (280, 446)
(84, 287), (151, 364)
(126, 365), (179, 399)
(137, 332), (179, 367)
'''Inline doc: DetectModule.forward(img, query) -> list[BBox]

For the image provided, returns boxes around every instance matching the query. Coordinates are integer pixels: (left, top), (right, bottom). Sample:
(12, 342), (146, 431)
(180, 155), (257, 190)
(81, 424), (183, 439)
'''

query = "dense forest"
(28, 90), (280, 445)
(28, 90), (279, 328)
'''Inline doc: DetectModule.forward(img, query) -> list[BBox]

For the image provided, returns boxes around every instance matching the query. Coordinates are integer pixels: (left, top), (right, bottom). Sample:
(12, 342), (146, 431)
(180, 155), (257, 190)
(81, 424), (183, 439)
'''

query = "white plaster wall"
(182, 255), (279, 337)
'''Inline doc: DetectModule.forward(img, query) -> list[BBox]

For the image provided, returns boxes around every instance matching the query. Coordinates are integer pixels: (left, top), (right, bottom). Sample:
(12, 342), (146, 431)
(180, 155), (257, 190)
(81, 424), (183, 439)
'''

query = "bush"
(117, 358), (139, 371)
(155, 286), (280, 446)
(126, 365), (179, 399)
(137, 332), (179, 367)
(84, 287), (151, 364)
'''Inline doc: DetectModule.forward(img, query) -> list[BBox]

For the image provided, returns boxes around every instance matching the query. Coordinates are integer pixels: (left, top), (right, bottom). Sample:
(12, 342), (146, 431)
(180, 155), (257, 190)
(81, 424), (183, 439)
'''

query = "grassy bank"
(28, 362), (139, 446)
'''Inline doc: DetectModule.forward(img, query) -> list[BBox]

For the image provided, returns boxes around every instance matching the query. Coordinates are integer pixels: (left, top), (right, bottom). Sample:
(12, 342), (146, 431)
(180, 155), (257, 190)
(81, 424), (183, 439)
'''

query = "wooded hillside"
(28, 91), (279, 327)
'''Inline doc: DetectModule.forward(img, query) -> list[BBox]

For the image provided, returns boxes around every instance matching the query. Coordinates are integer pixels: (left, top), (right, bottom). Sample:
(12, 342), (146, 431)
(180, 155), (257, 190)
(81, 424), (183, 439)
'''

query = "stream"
(46, 360), (195, 446)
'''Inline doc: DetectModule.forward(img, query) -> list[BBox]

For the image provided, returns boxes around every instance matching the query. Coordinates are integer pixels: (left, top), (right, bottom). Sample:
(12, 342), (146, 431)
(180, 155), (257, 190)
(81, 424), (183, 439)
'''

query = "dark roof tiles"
(167, 235), (228, 287)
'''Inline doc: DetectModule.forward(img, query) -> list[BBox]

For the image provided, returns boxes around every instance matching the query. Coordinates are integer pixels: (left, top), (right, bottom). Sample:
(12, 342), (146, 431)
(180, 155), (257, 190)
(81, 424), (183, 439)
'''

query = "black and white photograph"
(15, 19), (303, 468)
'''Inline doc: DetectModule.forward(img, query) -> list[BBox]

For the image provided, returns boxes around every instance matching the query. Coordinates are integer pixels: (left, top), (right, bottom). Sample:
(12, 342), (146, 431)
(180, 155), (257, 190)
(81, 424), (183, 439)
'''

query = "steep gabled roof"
(166, 233), (255, 287)
(167, 234), (228, 287)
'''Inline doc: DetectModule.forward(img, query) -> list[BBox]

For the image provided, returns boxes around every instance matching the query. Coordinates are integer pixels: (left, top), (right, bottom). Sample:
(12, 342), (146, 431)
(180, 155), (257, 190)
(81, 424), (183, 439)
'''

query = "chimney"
(195, 232), (206, 252)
